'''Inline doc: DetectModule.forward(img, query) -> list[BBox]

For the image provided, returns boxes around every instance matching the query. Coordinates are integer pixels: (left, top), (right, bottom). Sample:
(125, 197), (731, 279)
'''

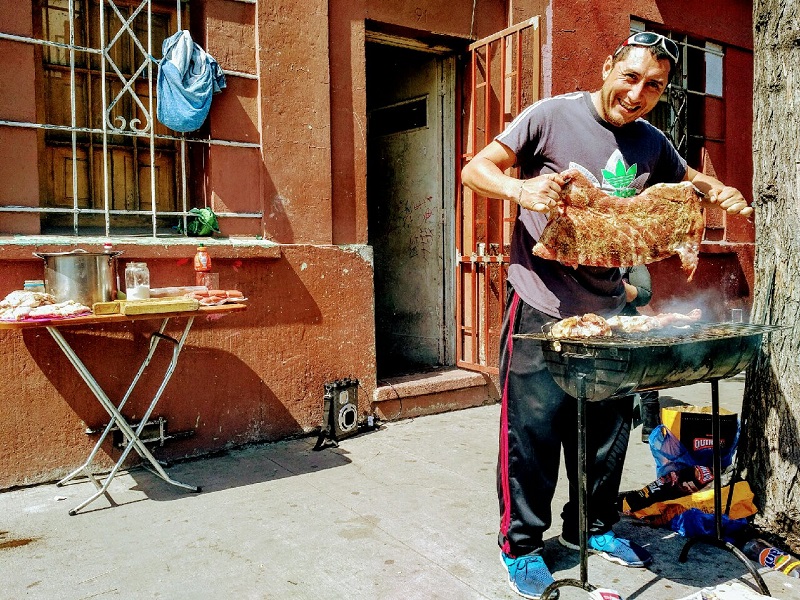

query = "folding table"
(0, 304), (246, 514)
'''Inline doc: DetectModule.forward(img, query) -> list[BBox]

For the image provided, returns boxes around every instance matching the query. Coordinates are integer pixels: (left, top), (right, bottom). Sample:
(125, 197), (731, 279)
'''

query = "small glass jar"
(125, 262), (150, 300)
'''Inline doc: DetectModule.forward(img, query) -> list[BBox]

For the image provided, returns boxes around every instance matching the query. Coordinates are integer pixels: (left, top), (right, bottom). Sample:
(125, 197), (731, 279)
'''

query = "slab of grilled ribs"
(532, 169), (705, 280)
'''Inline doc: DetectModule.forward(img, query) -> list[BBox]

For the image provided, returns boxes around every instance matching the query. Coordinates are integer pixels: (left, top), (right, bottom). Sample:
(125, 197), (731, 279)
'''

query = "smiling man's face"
(592, 46), (671, 127)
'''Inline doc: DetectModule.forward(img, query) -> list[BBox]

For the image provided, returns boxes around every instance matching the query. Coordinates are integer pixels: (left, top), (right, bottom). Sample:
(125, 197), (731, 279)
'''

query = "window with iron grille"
(632, 22), (726, 167)
(0, 0), (261, 237)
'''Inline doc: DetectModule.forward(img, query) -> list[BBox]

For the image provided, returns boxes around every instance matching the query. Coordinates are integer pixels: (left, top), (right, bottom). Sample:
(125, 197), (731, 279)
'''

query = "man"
(460, 32), (753, 600)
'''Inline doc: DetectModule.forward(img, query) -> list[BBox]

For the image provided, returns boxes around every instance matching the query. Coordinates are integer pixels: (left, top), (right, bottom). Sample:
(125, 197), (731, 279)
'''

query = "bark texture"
(743, 0), (800, 553)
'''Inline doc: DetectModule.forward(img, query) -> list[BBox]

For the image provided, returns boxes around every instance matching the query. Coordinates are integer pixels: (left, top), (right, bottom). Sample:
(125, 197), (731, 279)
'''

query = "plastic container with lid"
(24, 280), (46, 293)
(125, 262), (151, 300)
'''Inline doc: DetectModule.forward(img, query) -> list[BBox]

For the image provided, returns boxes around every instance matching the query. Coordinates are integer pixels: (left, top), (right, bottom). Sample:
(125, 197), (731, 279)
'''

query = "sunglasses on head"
(614, 32), (679, 64)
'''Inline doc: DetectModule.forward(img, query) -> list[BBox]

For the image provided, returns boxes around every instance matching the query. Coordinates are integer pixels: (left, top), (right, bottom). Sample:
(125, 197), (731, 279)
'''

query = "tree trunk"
(743, 0), (800, 553)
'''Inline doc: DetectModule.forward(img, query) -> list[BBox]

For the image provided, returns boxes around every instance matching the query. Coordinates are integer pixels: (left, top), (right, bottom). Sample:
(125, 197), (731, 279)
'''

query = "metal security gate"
(456, 17), (540, 373)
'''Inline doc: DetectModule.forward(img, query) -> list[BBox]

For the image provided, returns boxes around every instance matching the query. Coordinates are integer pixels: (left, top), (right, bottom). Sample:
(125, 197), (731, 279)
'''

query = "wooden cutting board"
(93, 297), (200, 316)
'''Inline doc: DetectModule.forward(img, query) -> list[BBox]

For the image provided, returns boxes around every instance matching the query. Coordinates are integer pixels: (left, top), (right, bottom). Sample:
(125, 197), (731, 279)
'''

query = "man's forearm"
(462, 157), (521, 203)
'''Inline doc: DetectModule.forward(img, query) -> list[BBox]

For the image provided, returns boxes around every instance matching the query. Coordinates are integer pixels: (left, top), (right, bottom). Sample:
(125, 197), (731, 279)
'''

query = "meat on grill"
(606, 315), (662, 333)
(551, 309), (703, 337)
(607, 309), (702, 333)
(549, 313), (612, 338)
(532, 169), (705, 280)
(654, 308), (702, 326)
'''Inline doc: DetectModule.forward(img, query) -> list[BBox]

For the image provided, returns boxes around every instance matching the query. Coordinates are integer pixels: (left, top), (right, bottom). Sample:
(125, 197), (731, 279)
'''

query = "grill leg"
(678, 379), (771, 597)
(542, 370), (596, 599)
(577, 373), (590, 585)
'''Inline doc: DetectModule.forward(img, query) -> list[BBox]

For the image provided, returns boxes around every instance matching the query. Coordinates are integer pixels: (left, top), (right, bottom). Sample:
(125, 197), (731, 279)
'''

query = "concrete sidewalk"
(3, 378), (800, 600)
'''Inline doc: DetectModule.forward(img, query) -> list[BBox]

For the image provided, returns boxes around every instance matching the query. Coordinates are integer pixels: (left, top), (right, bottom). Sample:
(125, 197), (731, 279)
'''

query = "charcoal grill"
(514, 322), (782, 598)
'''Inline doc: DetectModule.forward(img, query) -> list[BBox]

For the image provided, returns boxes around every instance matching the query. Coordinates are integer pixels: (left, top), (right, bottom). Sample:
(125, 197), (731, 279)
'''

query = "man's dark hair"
(612, 42), (677, 81)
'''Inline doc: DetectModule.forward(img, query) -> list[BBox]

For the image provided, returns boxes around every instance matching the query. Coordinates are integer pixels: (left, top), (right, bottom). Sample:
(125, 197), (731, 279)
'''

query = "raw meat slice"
(532, 169), (705, 280)
(606, 315), (662, 333)
(654, 308), (702, 327)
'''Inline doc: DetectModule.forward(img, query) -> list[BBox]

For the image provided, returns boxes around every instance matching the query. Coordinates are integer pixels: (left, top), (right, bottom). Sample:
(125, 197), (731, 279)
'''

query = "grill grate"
(519, 322), (783, 347)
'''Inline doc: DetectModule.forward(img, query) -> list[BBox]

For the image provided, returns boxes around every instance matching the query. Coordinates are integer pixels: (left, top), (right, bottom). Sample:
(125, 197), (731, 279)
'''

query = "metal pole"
(711, 379), (723, 541)
(542, 353), (596, 598)
(577, 371), (589, 585)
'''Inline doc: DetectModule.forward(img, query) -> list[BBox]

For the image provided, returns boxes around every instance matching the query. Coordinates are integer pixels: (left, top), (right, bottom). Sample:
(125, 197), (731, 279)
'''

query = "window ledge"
(0, 235), (282, 261)
(699, 240), (755, 254)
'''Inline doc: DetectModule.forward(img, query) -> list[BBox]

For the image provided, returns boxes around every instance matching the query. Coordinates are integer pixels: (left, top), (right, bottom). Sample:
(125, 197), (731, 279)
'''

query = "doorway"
(366, 42), (455, 379)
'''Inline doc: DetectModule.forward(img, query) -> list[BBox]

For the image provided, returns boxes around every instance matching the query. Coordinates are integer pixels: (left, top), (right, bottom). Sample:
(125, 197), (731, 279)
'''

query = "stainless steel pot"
(33, 249), (123, 307)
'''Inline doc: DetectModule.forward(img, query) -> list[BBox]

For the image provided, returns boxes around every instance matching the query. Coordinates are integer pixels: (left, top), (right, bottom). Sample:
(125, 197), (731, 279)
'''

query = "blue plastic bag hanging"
(157, 30), (226, 132)
(648, 425), (697, 478)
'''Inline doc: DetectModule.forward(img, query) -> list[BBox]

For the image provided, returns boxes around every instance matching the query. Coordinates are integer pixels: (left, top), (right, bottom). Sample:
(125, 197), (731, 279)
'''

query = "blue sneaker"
(501, 551), (558, 599)
(558, 531), (652, 568)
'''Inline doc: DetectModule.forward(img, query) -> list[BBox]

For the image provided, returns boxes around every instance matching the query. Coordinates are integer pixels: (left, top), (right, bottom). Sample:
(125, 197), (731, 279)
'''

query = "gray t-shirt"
(496, 91), (687, 318)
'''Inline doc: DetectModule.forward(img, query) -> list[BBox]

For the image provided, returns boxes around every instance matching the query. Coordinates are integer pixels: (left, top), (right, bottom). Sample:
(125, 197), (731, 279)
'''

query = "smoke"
(647, 288), (735, 323)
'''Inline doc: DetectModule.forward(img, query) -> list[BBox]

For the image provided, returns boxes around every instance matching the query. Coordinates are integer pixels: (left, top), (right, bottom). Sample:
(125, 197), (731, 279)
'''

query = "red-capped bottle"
(194, 245), (211, 285)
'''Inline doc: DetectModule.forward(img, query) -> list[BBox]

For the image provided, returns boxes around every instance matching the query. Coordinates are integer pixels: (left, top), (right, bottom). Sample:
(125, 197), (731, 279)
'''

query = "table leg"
(48, 317), (200, 515)
(57, 319), (172, 488)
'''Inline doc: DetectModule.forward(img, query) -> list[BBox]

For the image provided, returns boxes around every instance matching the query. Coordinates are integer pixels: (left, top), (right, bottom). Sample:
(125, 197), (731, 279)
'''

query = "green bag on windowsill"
(179, 208), (220, 237)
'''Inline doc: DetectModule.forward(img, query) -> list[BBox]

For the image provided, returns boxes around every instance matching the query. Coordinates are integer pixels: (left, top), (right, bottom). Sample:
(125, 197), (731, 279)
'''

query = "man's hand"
(685, 167), (753, 217)
(707, 186), (754, 217)
(517, 173), (566, 213)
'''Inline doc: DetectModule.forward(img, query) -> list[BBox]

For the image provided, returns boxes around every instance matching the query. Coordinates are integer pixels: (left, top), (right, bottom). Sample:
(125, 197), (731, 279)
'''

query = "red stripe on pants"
(499, 291), (520, 556)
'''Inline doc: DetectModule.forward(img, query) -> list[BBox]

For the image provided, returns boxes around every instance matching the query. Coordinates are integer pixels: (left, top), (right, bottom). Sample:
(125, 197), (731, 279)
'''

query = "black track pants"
(497, 287), (633, 557)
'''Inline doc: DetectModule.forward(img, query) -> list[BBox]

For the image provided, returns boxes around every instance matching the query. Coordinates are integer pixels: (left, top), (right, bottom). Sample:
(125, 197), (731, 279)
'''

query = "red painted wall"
(0, 0), (755, 487)
(0, 0), (507, 489)
(0, 242), (377, 487)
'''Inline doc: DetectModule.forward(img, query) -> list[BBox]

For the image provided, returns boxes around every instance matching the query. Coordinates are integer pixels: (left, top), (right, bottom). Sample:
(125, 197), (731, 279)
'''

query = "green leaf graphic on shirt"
(602, 161), (638, 197)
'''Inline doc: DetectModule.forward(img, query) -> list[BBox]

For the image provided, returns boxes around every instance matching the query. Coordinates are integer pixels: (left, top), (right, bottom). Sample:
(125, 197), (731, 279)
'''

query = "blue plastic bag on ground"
(660, 406), (740, 474)
(670, 507), (750, 544)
